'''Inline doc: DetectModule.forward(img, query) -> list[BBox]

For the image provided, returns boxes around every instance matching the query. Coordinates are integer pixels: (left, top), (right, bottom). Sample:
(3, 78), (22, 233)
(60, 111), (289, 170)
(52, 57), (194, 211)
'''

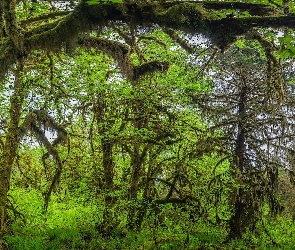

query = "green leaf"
(235, 40), (246, 49)
(277, 48), (295, 58)
(278, 34), (294, 44)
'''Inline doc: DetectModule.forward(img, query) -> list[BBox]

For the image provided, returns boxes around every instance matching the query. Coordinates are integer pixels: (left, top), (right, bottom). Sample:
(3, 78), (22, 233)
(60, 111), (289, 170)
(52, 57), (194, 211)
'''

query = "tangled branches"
(21, 109), (68, 210)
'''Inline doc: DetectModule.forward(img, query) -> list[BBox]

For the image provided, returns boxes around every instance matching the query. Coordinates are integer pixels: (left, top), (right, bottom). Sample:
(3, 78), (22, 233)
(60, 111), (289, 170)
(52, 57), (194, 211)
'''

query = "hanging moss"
(1, 0), (295, 81)
(0, 39), (18, 78)
(202, 2), (276, 16)
(248, 31), (285, 104)
(132, 60), (169, 81)
(20, 109), (68, 211)
(27, 8), (89, 52)
(79, 36), (169, 80)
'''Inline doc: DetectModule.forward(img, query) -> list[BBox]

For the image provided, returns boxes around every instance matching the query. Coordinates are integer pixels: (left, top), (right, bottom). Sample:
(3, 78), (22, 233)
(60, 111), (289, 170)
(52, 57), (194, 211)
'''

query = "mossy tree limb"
(0, 65), (26, 237)
(1, 1), (295, 80)
(0, 103), (68, 235)
(248, 31), (284, 103)
(79, 37), (169, 80)
(21, 109), (68, 210)
(2, 0), (25, 50)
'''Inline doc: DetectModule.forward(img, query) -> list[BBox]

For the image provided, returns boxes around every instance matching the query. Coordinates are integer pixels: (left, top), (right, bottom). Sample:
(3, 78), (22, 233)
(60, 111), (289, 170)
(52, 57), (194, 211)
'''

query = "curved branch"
(30, 123), (63, 211)
(249, 31), (284, 103)
(79, 36), (132, 76)
(19, 109), (68, 211)
(0, 1), (295, 80)
(80, 36), (169, 80)
(164, 29), (196, 54)
(20, 11), (71, 26)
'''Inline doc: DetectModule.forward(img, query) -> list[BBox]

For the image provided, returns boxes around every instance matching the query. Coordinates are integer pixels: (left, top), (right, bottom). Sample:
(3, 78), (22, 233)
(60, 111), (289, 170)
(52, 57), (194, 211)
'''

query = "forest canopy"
(1, 0), (295, 249)
(1, 0), (295, 79)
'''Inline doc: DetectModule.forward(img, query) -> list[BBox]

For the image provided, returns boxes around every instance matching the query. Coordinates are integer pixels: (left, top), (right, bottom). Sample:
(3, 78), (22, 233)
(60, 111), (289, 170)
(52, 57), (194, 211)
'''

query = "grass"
(3, 187), (295, 249)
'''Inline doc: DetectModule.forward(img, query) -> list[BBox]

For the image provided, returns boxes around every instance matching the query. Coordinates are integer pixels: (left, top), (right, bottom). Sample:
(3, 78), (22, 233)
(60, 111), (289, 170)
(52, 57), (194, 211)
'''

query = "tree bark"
(93, 98), (116, 235)
(102, 139), (114, 192)
(0, 132), (21, 237)
(101, 139), (115, 235)
(227, 84), (248, 240)
(0, 72), (24, 237)
(127, 143), (142, 230)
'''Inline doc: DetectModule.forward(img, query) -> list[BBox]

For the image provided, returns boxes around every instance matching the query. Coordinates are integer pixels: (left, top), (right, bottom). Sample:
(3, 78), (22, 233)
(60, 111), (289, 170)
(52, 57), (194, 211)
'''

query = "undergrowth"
(3, 188), (295, 249)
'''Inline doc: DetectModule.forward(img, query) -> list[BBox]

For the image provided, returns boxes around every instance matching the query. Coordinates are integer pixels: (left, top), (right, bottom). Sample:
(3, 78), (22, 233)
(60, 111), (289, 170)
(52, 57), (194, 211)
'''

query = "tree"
(1, 0), (295, 241)
(0, 66), (68, 237)
(192, 38), (295, 240)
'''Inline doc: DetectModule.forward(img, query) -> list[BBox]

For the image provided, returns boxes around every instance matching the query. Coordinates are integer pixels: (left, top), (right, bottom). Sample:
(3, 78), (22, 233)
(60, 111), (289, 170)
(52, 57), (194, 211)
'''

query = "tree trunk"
(127, 143), (142, 230)
(227, 84), (248, 240)
(227, 188), (246, 240)
(0, 73), (24, 237)
(133, 162), (154, 231)
(0, 135), (19, 237)
(93, 98), (117, 235)
(126, 100), (149, 231)
(102, 139), (114, 192)
(101, 139), (115, 236)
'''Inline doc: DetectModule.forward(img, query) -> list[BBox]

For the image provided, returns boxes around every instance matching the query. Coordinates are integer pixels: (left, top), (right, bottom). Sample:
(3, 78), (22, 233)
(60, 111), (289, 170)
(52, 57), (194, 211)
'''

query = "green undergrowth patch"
(4, 188), (295, 249)
(4, 188), (102, 250)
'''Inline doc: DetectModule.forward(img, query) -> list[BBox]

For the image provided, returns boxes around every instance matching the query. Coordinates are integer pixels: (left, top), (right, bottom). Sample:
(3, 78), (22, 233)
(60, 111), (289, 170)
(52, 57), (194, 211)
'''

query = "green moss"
(0, 39), (18, 80)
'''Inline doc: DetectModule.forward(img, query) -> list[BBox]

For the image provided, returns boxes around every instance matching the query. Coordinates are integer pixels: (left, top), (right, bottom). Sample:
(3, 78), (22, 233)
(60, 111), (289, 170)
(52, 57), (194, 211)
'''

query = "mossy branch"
(19, 109), (68, 211)
(20, 11), (71, 26)
(249, 31), (284, 103)
(164, 29), (196, 54)
(27, 11), (87, 51)
(79, 36), (132, 76)
(1, 0), (295, 80)
(80, 36), (169, 80)
(30, 123), (63, 211)
(132, 61), (169, 80)
(2, 0), (25, 50)
(202, 2), (275, 16)
(80, 2), (295, 51)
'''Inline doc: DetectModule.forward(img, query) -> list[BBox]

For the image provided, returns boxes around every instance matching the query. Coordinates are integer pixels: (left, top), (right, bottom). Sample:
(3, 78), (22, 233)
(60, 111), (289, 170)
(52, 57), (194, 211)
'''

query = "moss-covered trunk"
(101, 139), (115, 235)
(127, 143), (142, 230)
(0, 133), (19, 237)
(102, 140), (114, 192)
(93, 98), (117, 235)
(227, 84), (248, 240)
(227, 188), (246, 240)
(0, 72), (24, 238)
(127, 100), (151, 230)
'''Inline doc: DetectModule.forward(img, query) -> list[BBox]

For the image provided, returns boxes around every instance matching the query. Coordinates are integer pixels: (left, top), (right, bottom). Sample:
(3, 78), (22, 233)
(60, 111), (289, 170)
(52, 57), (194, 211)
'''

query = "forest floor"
(2, 188), (295, 250)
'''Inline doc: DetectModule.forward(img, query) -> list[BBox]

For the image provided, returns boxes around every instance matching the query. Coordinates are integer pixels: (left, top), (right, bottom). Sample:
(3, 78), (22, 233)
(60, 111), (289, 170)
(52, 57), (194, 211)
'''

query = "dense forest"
(2, 0), (295, 249)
